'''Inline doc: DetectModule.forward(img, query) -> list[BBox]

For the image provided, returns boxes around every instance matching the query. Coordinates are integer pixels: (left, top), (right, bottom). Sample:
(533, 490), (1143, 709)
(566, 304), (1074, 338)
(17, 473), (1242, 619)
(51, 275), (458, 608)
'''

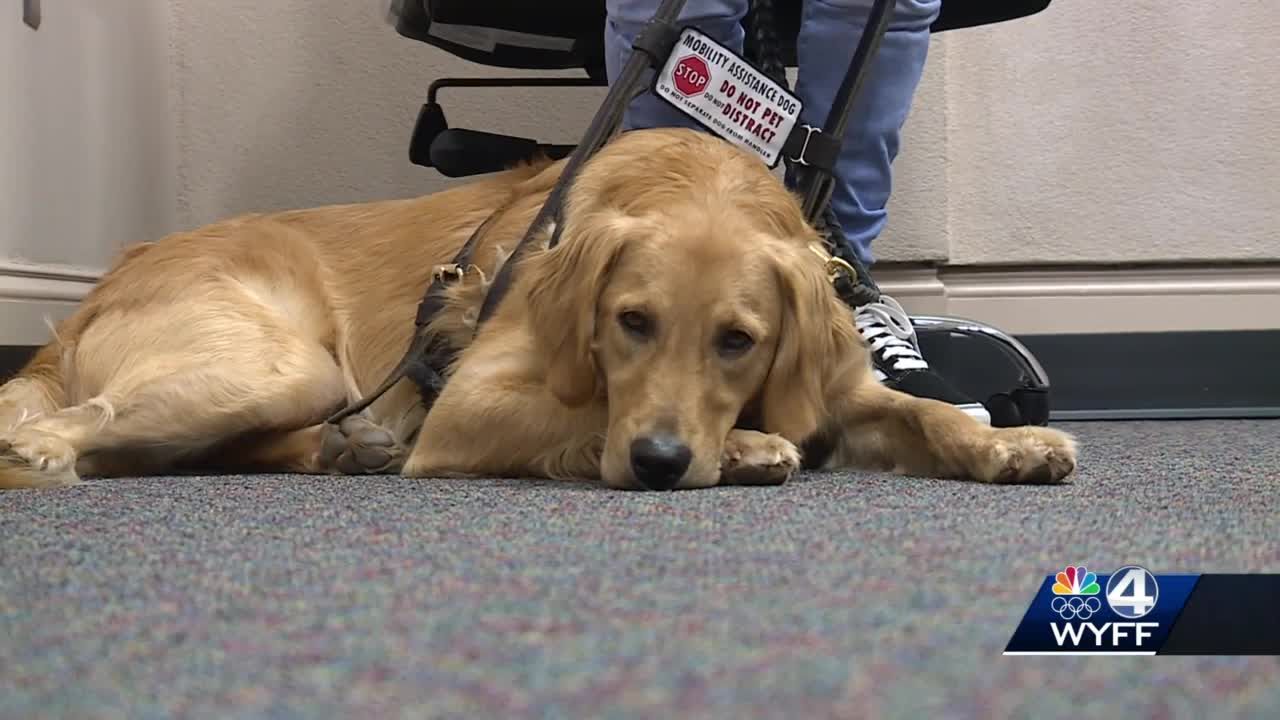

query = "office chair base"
(912, 316), (1053, 427)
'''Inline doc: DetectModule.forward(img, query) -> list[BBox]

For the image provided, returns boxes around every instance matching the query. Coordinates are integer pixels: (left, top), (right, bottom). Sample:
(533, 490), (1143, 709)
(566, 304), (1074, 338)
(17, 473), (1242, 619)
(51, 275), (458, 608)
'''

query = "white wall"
(1, 0), (177, 344)
(1, 0), (177, 271)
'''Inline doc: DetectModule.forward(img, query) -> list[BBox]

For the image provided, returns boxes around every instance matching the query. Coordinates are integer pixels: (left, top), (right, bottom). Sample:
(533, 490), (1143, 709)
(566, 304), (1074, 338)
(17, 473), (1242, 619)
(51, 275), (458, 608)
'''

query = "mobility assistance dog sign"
(654, 28), (803, 168)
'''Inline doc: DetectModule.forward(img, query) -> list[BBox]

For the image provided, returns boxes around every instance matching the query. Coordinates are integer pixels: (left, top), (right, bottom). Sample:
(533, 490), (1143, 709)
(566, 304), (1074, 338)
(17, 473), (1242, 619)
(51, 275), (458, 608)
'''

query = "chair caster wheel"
(985, 387), (1050, 428)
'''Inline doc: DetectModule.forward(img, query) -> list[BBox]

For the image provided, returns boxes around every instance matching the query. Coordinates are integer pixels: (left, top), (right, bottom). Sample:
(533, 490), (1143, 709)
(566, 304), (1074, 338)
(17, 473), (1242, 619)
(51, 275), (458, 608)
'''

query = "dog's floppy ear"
(522, 210), (637, 407)
(758, 242), (861, 442)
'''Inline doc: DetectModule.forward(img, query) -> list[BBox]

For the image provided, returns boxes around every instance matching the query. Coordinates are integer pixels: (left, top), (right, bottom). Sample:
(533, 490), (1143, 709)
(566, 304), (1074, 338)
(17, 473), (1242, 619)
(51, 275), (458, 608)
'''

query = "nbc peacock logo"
(1050, 565), (1102, 620)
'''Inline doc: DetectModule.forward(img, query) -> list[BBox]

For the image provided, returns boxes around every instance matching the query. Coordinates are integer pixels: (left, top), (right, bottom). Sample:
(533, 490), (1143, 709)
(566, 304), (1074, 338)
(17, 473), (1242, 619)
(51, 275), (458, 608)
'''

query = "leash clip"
(807, 243), (857, 285)
(824, 255), (857, 284)
(432, 263), (463, 282)
(432, 263), (487, 285)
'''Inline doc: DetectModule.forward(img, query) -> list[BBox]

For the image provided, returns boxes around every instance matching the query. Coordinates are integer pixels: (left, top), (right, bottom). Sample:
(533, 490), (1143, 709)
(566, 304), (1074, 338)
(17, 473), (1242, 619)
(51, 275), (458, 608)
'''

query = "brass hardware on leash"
(432, 263), (487, 284)
(432, 264), (463, 282)
(824, 255), (857, 285)
(808, 243), (858, 286)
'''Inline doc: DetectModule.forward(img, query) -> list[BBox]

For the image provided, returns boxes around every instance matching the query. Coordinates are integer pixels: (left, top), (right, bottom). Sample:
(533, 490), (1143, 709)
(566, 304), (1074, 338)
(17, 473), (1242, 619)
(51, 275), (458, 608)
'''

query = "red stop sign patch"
(672, 55), (710, 97)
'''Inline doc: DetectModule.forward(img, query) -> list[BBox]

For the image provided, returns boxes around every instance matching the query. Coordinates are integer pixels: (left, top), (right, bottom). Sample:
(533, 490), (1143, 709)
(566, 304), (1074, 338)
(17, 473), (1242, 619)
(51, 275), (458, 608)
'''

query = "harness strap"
(324, 206), (504, 425)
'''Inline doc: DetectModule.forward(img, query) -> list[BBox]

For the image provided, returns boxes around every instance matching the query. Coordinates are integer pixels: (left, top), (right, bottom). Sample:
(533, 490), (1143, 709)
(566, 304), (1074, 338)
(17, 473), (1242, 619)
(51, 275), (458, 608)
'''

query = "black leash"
(327, 0), (892, 425)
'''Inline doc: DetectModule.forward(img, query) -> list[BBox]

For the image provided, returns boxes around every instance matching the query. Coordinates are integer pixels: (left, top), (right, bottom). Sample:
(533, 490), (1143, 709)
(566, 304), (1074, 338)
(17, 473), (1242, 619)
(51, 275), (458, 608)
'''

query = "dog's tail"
(0, 338), (74, 489)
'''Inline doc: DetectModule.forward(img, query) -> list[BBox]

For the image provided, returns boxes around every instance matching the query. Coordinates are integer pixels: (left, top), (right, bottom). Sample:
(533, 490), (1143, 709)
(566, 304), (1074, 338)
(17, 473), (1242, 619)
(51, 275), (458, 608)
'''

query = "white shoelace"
(854, 295), (929, 372)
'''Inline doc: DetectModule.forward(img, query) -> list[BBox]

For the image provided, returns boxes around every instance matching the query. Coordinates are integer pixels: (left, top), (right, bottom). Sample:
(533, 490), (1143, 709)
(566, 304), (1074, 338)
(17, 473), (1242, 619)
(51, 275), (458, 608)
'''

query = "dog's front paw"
(0, 429), (76, 474)
(721, 429), (801, 486)
(971, 426), (1077, 485)
(319, 416), (406, 474)
(0, 428), (81, 488)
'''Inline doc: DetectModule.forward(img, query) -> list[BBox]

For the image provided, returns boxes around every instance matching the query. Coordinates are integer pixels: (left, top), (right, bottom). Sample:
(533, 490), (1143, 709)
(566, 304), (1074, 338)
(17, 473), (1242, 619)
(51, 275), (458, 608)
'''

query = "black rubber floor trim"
(0, 346), (37, 382)
(894, 329), (1280, 421)
(1019, 330), (1280, 419)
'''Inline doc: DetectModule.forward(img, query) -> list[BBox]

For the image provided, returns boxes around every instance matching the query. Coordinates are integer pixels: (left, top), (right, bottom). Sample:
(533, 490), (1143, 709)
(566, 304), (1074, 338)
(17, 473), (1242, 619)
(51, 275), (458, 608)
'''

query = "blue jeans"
(604, 0), (940, 265)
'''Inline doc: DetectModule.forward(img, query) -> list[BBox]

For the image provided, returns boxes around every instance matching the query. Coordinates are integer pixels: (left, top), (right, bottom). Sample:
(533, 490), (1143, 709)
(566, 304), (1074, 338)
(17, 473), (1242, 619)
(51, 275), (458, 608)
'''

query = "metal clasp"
(433, 263), (487, 284)
(432, 264), (463, 282)
(789, 124), (820, 166)
(807, 243), (857, 285)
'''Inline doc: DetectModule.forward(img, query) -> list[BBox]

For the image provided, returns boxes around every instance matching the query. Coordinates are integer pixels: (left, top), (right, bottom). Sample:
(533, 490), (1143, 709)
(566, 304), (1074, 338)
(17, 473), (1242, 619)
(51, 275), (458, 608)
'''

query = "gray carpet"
(3, 420), (1278, 719)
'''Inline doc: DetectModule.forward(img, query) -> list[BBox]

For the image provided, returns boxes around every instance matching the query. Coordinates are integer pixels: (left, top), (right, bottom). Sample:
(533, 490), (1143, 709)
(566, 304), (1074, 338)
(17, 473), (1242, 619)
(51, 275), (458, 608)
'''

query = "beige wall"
(937, 0), (1280, 265)
(168, 0), (605, 229)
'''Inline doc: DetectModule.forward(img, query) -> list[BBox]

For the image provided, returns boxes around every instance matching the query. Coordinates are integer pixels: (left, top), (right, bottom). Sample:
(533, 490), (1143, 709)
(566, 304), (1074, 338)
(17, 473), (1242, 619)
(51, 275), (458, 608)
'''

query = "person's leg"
(794, 0), (990, 423)
(793, 0), (939, 267)
(604, 0), (750, 131)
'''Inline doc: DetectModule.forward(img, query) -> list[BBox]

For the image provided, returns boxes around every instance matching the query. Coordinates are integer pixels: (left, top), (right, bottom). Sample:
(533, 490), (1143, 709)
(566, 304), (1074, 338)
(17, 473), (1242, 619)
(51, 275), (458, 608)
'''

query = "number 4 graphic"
(1106, 566), (1160, 619)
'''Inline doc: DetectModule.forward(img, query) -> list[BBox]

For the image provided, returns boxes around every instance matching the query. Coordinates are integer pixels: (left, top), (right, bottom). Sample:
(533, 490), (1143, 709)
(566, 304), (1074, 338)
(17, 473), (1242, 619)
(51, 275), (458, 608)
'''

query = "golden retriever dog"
(0, 128), (1076, 491)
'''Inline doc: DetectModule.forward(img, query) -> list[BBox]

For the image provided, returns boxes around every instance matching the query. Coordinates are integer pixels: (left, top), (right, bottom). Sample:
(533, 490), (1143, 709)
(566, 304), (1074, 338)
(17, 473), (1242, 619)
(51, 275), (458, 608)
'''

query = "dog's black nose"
(630, 434), (692, 491)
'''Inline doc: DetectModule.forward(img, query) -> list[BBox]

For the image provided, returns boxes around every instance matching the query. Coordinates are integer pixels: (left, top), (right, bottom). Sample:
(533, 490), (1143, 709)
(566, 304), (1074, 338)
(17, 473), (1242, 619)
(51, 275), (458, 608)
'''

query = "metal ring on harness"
(788, 124), (819, 167)
(432, 263), (485, 284)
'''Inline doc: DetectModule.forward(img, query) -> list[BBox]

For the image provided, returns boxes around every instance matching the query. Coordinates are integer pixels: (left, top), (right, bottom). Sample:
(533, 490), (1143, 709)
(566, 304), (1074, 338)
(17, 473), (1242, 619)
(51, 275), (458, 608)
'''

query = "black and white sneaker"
(854, 294), (992, 425)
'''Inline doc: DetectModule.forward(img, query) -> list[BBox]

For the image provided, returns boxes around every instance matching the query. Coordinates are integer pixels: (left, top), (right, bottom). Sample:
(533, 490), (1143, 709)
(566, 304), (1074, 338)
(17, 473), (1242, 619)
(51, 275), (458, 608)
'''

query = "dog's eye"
(618, 310), (652, 337)
(717, 329), (755, 356)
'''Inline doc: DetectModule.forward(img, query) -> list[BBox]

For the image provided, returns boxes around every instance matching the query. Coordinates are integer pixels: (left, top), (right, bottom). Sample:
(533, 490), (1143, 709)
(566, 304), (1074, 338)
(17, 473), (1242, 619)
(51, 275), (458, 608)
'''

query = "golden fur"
(0, 128), (1077, 490)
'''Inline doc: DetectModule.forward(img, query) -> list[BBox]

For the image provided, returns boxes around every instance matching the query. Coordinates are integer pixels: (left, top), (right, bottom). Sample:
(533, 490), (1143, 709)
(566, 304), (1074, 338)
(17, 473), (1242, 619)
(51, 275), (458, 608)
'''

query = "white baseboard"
(0, 262), (102, 346)
(876, 264), (1280, 335)
(2, 262), (1277, 346)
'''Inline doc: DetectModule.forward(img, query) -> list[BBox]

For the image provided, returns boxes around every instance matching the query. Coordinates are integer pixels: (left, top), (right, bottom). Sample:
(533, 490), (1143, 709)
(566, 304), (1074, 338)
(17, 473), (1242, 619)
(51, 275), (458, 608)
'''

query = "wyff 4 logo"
(1006, 565), (1204, 655)
(1048, 565), (1160, 649)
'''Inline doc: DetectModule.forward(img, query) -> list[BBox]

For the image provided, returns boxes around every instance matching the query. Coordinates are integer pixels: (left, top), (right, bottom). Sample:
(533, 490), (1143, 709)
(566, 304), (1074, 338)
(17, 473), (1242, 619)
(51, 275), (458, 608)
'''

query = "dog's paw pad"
(979, 427), (1077, 485)
(721, 430), (801, 486)
(320, 416), (405, 474)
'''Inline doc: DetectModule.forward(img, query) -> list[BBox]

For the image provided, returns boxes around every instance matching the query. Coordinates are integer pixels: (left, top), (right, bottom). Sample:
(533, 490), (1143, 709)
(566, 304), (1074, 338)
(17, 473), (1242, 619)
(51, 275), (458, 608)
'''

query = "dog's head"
(522, 129), (863, 490)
